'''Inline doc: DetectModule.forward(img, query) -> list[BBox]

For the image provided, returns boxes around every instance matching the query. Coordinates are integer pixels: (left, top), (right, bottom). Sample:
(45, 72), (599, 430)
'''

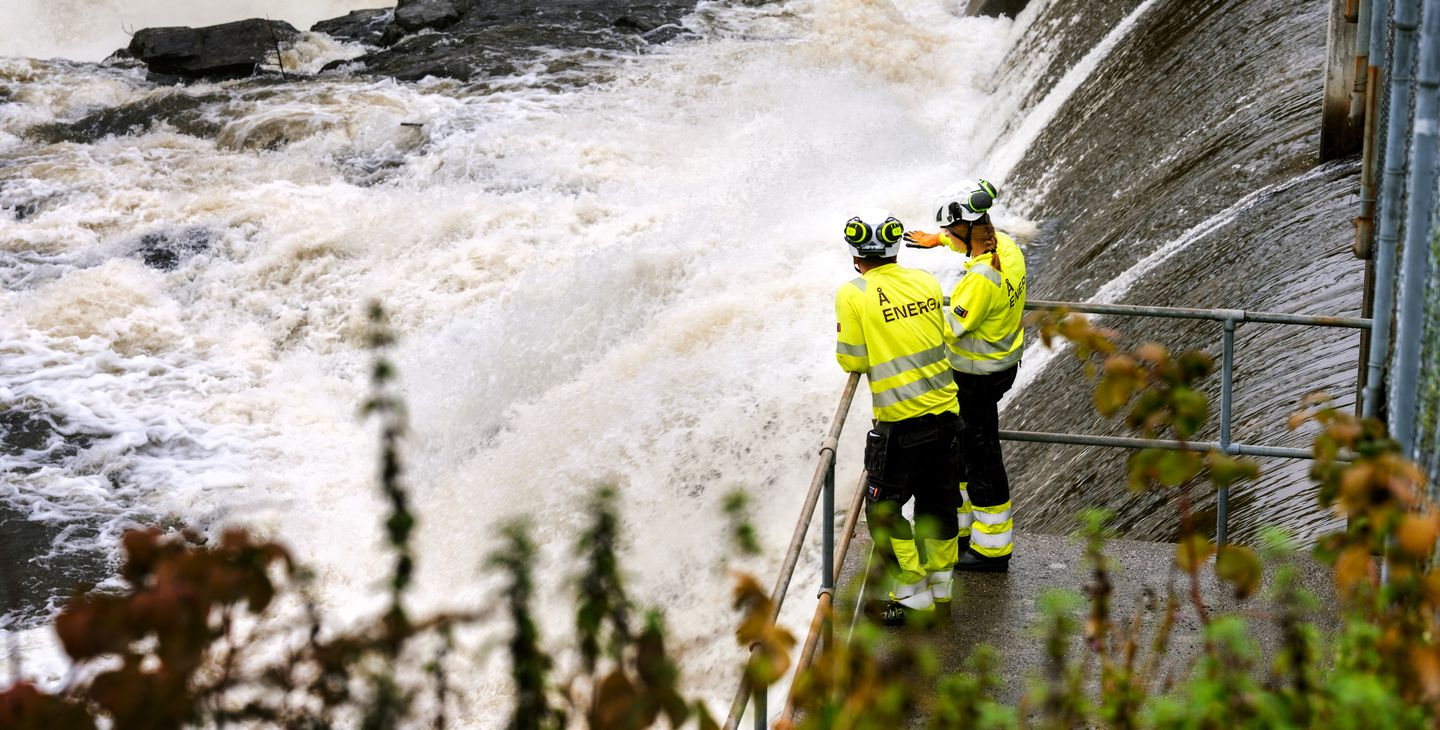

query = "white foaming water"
(0, 0), (1080, 718)
(980, 0), (1160, 186)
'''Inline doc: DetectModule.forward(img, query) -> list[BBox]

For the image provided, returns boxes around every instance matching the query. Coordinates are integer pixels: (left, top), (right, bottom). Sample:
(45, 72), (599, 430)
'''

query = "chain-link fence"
(1418, 199), (1440, 495)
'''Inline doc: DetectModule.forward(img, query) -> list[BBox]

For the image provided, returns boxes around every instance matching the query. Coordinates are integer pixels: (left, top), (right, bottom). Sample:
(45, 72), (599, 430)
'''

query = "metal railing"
(725, 298), (1371, 728)
(723, 372), (860, 730)
(1013, 300), (1371, 545)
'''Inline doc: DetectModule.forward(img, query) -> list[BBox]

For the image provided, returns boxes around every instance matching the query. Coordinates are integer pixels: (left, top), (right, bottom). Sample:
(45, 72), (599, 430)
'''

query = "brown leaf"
(1326, 419), (1363, 446)
(1337, 464), (1374, 510)
(120, 528), (166, 585)
(589, 669), (639, 730)
(1134, 342), (1169, 365)
(1335, 545), (1374, 595)
(1422, 569), (1440, 608)
(1286, 409), (1313, 431)
(0, 681), (96, 729)
(54, 594), (131, 660)
(1412, 647), (1440, 702)
(1396, 512), (1440, 560)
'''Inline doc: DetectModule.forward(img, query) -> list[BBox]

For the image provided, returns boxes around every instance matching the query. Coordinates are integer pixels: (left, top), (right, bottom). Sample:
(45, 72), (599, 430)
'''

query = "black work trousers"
(953, 365), (1017, 511)
(863, 412), (961, 585)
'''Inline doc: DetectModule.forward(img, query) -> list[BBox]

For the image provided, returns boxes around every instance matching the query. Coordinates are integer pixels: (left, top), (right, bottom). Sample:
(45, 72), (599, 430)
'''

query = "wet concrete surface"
(829, 530), (1341, 712)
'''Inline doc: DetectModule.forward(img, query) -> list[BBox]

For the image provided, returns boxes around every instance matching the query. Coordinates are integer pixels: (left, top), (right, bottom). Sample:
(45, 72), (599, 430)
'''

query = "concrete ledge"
(832, 531), (1341, 708)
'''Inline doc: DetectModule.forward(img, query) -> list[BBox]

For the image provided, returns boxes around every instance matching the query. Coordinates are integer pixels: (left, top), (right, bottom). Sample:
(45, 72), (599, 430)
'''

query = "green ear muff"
(967, 189), (994, 213)
(878, 218), (904, 245)
(978, 179), (998, 200)
(845, 218), (873, 245)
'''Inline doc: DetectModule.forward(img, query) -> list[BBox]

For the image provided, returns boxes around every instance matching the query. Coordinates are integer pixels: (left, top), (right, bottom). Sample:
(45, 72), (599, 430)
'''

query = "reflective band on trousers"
(870, 344), (947, 381)
(972, 502), (1012, 525)
(970, 525), (1013, 550)
(950, 345), (1022, 374)
(957, 487), (973, 535)
(872, 369), (955, 408)
(970, 501), (1013, 556)
(836, 341), (868, 358)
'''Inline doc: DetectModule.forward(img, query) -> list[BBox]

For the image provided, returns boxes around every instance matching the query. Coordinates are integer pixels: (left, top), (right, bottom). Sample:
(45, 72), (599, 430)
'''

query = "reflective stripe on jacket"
(945, 232), (1026, 374)
(836, 263), (959, 422)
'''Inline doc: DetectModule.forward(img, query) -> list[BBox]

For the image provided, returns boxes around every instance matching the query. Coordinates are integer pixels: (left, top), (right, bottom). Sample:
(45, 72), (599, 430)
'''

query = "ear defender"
(977, 179), (999, 200)
(878, 218), (904, 245)
(967, 189), (994, 214)
(845, 218), (873, 245)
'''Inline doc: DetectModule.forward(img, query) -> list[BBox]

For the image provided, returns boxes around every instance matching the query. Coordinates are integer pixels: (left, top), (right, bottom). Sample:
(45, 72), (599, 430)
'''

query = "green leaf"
(1176, 351), (1214, 381)
(1156, 450), (1202, 487)
(1170, 387), (1209, 439)
(1094, 373), (1135, 417)
(1126, 449), (1163, 492)
(1214, 545), (1262, 600)
(1207, 450), (1260, 488)
(1175, 534), (1214, 572)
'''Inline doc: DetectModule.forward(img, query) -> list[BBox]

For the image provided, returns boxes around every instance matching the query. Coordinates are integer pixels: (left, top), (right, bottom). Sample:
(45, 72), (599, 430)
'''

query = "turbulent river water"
(1, 0), (1362, 719)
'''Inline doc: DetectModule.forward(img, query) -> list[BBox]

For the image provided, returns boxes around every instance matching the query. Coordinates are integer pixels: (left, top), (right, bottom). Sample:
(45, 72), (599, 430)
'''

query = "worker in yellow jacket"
(905, 179), (1025, 572)
(835, 208), (962, 625)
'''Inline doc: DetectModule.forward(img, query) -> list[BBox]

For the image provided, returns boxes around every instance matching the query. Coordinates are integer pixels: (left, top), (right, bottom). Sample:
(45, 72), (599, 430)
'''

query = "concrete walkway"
(829, 531), (1341, 710)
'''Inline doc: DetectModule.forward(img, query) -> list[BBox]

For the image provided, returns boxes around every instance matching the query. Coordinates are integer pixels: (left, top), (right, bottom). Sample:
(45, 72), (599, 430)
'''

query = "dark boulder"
(131, 226), (215, 271)
(310, 8), (394, 46)
(26, 91), (226, 144)
(963, 0), (1030, 18)
(127, 18), (300, 80)
(354, 0), (697, 82)
(382, 0), (470, 45)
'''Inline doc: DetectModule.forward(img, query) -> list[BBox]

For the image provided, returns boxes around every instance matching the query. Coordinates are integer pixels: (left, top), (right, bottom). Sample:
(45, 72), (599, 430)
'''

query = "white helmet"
(843, 208), (905, 258)
(933, 179), (1000, 227)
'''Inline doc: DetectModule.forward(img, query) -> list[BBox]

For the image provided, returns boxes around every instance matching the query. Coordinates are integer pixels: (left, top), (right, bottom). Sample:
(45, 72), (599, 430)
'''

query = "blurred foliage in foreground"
(2, 306), (1438, 729)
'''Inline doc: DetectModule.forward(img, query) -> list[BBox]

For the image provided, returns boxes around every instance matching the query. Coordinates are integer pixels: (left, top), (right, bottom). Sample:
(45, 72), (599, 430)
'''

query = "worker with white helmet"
(905, 179), (1026, 572)
(835, 208), (962, 625)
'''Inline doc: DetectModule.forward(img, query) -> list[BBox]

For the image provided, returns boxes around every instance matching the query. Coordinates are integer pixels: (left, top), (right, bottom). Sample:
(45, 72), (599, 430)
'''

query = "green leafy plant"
(6, 304), (1440, 730)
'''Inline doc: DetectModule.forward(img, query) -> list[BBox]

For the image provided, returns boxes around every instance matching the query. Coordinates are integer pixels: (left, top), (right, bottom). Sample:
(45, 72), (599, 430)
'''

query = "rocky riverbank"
(115, 0), (698, 83)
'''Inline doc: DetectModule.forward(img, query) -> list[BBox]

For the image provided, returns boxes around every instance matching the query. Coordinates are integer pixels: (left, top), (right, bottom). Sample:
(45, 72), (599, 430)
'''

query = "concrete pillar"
(1324, 0), (1366, 159)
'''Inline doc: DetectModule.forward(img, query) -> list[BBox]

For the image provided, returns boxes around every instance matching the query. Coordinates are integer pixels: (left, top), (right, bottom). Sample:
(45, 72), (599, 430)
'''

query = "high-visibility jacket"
(836, 263), (959, 422)
(943, 231), (1026, 374)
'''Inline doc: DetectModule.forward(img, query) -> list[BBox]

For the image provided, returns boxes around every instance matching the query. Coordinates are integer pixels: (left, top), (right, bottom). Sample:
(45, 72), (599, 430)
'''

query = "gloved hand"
(903, 230), (942, 249)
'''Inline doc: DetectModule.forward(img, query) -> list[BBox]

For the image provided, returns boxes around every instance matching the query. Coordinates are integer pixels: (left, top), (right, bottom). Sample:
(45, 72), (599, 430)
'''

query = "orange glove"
(903, 230), (942, 249)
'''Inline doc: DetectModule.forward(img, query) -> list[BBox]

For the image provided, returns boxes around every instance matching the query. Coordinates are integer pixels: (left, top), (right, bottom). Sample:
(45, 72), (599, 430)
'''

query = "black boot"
(953, 549), (1009, 573)
(863, 598), (937, 628)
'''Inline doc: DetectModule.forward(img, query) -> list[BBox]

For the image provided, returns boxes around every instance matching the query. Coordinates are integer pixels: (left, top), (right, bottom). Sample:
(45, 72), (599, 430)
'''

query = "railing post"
(821, 457), (835, 652)
(1217, 318), (1236, 546)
